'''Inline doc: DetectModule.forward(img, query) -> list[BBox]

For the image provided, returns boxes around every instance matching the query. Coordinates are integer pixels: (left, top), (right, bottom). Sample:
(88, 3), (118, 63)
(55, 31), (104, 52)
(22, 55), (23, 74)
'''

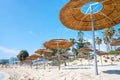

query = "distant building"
(9, 57), (17, 65)
(0, 59), (9, 64)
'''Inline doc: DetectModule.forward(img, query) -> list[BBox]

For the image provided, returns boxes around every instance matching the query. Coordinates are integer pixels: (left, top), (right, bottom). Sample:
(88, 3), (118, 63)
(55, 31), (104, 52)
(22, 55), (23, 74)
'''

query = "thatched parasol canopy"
(116, 47), (120, 51)
(35, 49), (53, 55)
(78, 48), (93, 53)
(47, 56), (65, 60)
(110, 39), (120, 46)
(96, 51), (107, 56)
(44, 39), (73, 49)
(22, 59), (32, 63)
(59, 0), (120, 31)
(61, 53), (75, 57)
(26, 54), (42, 60)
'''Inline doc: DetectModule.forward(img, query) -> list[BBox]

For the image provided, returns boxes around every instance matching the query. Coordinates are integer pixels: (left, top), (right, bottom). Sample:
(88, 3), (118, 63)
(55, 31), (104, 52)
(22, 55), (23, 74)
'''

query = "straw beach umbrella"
(59, 0), (120, 31)
(116, 47), (120, 51)
(26, 54), (42, 60)
(96, 51), (107, 56)
(26, 54), (42, 68)
(96, 51), (108, 65)
(110, 40), (120, 46)
(44, 39), (72, 49)
(22, 59), (32, 63)
(59, 0), (120, 75)
(44, 39), (73, 70)
(61, 53), (75, 66)
(35, 49), (53, 55)
(78, 47), (93, 65)
(47, 56), (65, 61)
(78, 48), (93, 53)
(35, 49), (53, 69)
(61, 53), (75, 57)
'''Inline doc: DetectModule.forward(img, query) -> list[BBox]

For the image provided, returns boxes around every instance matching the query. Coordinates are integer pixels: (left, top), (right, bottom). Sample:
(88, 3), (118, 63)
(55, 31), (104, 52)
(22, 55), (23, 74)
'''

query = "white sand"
(0, 71), (9, 80)
(0, 55), (120, 80)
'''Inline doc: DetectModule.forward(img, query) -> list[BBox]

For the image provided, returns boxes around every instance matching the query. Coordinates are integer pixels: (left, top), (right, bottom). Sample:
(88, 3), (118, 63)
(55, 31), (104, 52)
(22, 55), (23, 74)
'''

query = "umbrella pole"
(44, 63), (45, 70)
(43, 54), (46, 70)
(57, 42), (61, 70)
(100, 56), (103, 65)
(88, 53), (90, 66)
(58, 53), (61, 70)
(90, 5), (98, 75)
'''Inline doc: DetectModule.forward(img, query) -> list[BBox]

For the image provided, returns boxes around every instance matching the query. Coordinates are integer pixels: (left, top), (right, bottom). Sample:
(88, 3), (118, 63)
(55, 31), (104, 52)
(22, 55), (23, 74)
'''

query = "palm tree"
(95, 37), (102, 51)
(77, 31), (85, 49)
(118, 28), (120, 33)
(76, 38), (85, 49)
(108, 27), (115, 50)
(84, 41), (92, 48)
(103, 36), (110, 51)
(118, 28), (120, 39)
(70, 38), (77, 56)
(109, 27), (115, 41)
(116, 28), (120, 39)
(95, 37), (103, 65)
(102, 27), (115, 51)
(78, 31), (84, 41)
(70, 38), (76, 45)
(70, 31), (85, 57)
(103, 28), (115, 41)
(103, 31), (110, 51)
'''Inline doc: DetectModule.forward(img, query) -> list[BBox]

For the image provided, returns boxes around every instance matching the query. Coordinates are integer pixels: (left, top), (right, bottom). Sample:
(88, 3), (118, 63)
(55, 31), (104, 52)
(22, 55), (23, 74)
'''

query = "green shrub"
(108, 50), (120, 55)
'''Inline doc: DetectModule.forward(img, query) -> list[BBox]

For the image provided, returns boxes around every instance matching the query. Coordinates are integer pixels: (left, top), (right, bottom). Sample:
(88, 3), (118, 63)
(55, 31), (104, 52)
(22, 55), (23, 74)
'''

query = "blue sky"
(0, 0), (120, 59)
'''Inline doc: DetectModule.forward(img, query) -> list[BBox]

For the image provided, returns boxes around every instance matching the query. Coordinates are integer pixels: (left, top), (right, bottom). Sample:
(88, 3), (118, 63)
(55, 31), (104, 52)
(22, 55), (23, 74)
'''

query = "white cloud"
(28, 31), (38, 37)
(85, 34), (92, 39)
(100, 43), (107, 52)
(0, 46), (19, 54)
(84, 36), (93, 43)
(95, 31), (99, 36)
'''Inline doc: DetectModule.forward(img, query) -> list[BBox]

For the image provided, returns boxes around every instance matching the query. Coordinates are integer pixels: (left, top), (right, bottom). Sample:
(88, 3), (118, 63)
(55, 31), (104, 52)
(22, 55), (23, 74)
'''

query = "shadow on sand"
(63, 67), (91, 70)
(103, 70), (120, 75)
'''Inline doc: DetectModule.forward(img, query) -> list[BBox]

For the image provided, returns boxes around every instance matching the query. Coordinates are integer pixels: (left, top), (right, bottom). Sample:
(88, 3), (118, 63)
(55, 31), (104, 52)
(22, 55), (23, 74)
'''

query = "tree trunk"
(100, 56), (103, 65)
(107, 43), (110, 52)
(64, 60), (67, 66)
(98, 45), (100, 51)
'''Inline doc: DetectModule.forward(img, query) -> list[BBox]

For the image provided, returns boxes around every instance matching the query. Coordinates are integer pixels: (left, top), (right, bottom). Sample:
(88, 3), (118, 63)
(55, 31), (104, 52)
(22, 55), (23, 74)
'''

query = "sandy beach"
(0, 55), (120, 80)
(1, 0), (120, 80)
(0, 72), (9, 80)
